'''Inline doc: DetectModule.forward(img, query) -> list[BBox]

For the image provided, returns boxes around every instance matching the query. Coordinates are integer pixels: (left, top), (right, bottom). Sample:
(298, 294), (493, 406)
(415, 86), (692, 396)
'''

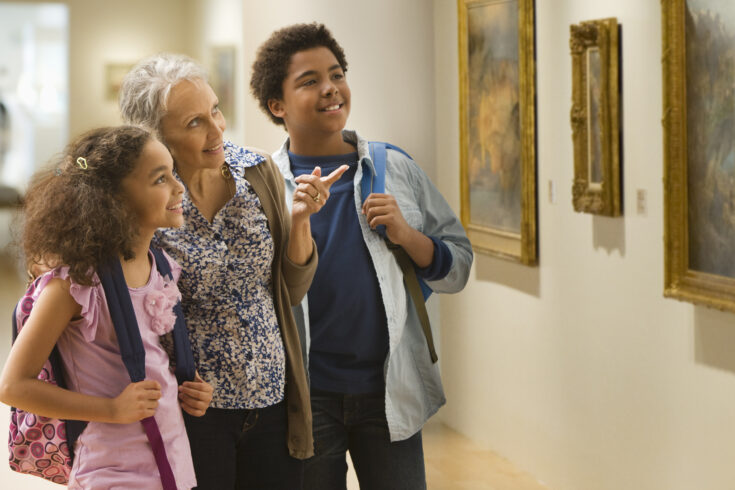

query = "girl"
(0, 126), (213, 489)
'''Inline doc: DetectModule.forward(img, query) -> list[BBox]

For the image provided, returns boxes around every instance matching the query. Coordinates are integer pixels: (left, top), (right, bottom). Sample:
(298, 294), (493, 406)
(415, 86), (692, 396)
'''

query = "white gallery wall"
(60, 0), (197, 138)
(434, 1), (735, 490)
(240, 0), (437, 182)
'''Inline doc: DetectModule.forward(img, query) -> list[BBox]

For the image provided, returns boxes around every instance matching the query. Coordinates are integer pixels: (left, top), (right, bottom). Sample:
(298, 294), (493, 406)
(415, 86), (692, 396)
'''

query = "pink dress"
(37, 251), (196, 489)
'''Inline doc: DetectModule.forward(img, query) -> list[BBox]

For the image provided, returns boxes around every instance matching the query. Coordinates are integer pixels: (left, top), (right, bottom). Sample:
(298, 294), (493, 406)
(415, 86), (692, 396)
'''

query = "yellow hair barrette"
(76, 157), (88, 169)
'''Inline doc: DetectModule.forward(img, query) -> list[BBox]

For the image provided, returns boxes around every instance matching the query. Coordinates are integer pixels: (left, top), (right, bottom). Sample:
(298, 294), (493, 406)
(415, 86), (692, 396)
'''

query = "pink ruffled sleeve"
(48, 267), (102, 343)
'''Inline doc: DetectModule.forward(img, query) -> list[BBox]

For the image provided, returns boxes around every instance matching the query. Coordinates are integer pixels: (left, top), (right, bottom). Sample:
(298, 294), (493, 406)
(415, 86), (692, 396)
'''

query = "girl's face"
(120, 138), (184, 235)
(159, 78), (226, 173)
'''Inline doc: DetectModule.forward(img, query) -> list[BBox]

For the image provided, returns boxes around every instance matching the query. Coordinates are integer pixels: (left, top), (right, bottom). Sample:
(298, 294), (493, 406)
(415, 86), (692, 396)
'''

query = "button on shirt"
(154, 142), (286, 409)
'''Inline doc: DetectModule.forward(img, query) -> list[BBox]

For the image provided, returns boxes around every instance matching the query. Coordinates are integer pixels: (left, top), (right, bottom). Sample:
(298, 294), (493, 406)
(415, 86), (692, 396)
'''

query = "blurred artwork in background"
(458, 0), (537, 264)
(210, 45), (237, 128)
(685, 0), (735, 278)
(466, 1), (521, 234)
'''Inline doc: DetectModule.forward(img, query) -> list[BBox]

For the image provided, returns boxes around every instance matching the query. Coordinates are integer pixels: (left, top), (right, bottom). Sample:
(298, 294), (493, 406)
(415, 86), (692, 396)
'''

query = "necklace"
(221, 164), (235, 199)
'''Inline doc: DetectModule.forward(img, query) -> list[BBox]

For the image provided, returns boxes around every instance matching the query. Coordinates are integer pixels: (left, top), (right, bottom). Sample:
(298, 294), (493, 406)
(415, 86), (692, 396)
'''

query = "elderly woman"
(119, 54), (346, 490)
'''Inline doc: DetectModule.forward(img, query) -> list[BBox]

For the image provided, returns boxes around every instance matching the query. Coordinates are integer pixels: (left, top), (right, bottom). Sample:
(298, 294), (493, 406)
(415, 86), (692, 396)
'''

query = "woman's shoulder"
(224, 141), (268, 170)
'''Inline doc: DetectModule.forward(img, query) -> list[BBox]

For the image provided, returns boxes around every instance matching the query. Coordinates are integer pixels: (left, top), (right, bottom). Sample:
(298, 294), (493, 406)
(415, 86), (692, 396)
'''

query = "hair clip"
(54, 168), (62, 176)
(76, 157), (88, 169)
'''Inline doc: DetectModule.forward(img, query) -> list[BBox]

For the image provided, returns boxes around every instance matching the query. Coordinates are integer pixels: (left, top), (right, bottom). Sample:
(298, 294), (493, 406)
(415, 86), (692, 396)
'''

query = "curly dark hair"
(21, 126), (153, 285)
(250, 23), (348, 126)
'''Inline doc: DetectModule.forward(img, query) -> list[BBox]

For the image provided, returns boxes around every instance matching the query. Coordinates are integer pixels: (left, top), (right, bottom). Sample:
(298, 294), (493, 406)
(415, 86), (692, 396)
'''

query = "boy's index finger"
(323, 165), (349, 185)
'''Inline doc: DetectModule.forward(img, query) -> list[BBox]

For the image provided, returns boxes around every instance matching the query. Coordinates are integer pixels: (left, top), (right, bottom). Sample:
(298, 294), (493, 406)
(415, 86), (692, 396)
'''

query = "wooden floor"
(343, 420), (548, 489)
(0, 251), (549, 490)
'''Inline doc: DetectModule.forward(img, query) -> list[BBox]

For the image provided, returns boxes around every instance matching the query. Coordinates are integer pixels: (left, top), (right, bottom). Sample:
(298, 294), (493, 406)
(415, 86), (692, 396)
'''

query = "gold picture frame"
(570, 17), (621, 216)
(663, 1), (735, 311)
(458, 0), (537, 265)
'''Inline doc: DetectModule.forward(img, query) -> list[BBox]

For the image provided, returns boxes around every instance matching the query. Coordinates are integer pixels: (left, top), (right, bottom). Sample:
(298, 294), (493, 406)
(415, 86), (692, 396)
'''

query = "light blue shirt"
(273, 130), (473, 441)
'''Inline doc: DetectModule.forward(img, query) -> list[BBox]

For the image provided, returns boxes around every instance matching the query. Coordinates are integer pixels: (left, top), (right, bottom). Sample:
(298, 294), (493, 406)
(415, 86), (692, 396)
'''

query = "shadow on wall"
(592, 214), (626, 256)
(475, 253), (540, 297)
(694, 306), (735, 374)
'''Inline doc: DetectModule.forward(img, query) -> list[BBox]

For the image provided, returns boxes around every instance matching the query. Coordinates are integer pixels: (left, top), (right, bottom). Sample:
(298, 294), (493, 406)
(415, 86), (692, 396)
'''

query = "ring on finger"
(312, 191), (321, 203)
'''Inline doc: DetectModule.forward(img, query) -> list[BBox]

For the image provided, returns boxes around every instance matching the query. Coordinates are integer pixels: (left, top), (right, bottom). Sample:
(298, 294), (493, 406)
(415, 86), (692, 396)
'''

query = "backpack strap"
(150, 247), (196, 385)
(98, 256), (178, 490)
(364, 142), (438, 363)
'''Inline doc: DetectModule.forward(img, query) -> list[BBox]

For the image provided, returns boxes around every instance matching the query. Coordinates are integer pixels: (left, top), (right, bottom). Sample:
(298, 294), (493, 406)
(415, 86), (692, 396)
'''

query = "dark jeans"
(183, 400), (304, 490)
(304, 389), (426, 490)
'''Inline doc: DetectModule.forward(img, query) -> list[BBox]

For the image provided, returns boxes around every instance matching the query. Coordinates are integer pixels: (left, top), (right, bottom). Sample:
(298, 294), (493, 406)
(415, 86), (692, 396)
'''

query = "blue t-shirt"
(289, 149), (454, 394)
(290, 150), (388, 394)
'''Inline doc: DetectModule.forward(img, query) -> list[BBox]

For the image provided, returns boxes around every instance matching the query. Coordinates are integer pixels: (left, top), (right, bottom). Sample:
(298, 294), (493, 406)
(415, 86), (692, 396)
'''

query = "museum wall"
(20, 0), (199, 139)
(239, 0), (437, 181)
(434, 1), (735, 490)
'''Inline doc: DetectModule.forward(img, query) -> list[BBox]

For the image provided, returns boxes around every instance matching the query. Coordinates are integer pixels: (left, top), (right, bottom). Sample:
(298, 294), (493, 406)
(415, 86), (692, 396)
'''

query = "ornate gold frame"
(662, 0), (735, 311)
(458, 0), (537, 265)
(570, 17), (621, 216)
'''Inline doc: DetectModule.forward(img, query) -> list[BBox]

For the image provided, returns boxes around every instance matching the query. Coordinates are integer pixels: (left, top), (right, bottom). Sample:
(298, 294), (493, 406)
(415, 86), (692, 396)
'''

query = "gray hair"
(119, 53), (208, 138)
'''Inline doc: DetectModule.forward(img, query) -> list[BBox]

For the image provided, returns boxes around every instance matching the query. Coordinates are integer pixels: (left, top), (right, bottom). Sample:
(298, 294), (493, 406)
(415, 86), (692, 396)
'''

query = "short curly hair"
(250, 23), (348, 126)
(21, 126), (153, 285)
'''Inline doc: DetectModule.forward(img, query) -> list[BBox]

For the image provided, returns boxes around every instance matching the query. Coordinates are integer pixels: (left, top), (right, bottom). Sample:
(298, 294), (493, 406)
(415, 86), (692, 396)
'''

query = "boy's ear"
(267, 99), (285, 119)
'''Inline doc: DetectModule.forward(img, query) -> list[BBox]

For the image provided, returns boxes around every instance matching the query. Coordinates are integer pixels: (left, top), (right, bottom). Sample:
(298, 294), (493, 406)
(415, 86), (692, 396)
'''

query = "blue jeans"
(304, 389), (426, 490)
(183, 400), (304, 490)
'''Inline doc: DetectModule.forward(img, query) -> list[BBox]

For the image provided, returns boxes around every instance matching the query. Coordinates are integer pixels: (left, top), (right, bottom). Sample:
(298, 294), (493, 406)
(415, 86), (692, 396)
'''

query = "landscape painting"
(663, 0), (735, 311)
(458, 0), (536, 264)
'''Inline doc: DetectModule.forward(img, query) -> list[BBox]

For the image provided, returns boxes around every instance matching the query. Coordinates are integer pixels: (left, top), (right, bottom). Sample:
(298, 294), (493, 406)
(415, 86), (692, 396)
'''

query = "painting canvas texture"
(587, 48), (603, 184)
(685, 0), (735, 278)
(466, 1), (522, 234)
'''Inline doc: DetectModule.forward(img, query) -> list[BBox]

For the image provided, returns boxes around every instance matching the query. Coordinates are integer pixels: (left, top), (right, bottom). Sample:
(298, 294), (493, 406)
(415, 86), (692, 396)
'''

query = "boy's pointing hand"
(292, 164), (349, 219)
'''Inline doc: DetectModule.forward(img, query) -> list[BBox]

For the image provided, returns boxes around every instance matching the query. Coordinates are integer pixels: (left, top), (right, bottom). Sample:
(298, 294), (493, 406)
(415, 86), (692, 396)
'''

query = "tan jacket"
(244, 149), (316, 459)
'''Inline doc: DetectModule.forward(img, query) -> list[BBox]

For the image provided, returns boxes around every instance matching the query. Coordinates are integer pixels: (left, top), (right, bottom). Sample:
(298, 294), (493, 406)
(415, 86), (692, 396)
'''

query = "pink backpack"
(8, 277), (75, 484)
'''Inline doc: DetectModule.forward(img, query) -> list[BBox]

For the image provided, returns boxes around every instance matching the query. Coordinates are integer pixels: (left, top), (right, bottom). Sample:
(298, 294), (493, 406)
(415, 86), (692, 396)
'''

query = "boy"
(250, 23), (473, 490)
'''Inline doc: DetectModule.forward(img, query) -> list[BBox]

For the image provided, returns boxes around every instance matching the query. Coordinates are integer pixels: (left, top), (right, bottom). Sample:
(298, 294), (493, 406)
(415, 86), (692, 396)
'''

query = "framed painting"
(104, 63), (134, 101)
(663, 0), (735, 311)
(570, 17), (621, 216)
(458, 0), (537, 265)
(209, 45), (237, 127)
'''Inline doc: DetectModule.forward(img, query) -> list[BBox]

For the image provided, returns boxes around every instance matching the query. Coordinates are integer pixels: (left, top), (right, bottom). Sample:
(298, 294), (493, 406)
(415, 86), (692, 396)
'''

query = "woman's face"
(159, 78), (226, 173)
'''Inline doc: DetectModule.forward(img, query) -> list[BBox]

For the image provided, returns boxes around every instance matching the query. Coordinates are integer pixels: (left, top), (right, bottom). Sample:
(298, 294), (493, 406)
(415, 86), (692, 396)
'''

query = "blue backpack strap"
(365, 142), (388, 236)
(365, 141), (433, 301)
(99, 259), (147, 382)
(150, 247), (196, 384)
(364, 141), (436, 361)
(98, 255), (179, 489)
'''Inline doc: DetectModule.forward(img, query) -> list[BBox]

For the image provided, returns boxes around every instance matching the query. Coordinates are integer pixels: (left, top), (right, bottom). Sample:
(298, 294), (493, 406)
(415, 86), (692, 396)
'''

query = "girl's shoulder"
(25, 267), (102, 342)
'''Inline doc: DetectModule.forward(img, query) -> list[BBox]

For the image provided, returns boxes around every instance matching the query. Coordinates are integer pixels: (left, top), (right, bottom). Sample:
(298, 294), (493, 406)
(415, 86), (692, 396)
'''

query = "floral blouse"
(154, 142), (286, 409)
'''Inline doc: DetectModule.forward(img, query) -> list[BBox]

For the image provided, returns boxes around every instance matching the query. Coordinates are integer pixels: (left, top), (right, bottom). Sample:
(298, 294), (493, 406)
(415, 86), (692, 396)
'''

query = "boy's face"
(268, 46), (350, 140)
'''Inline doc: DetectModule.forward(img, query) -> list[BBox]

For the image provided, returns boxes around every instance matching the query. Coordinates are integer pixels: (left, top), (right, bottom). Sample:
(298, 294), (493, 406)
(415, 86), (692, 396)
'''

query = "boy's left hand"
(178, 371), (213, 417)
(362, 193), (412, 245)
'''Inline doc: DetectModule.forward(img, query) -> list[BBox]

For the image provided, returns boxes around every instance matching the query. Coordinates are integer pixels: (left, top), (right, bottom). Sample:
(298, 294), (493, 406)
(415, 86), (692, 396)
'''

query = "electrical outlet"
(636, 189), (647, 215)
(548, 180), (556, 204)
